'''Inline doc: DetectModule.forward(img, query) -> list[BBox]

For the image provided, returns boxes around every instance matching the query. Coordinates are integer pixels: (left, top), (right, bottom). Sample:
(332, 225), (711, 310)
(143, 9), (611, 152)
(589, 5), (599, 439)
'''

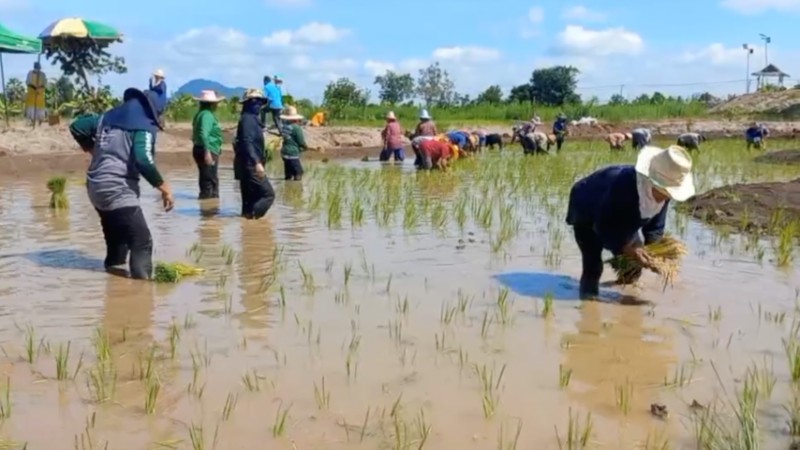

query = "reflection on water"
(0, 144), (800, 448)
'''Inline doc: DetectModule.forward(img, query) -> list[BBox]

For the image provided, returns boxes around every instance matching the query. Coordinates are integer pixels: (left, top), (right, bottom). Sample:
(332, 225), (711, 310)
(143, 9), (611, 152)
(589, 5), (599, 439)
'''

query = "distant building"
(752, 64), (790, 89)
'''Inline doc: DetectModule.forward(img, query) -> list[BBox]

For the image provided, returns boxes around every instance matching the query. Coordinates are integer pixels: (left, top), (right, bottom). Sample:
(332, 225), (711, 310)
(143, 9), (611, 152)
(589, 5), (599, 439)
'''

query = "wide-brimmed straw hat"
(193, 90), (225, 103)
(385, 111), (396, 120)
(280, 105), (304, 121)
(635, 145), (695, 202)
(240, 88), (266, 103)
(153, 69), (165, 78)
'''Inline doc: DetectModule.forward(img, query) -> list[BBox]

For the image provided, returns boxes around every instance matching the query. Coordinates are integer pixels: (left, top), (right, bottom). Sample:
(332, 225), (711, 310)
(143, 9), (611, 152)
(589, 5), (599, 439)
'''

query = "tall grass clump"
(47, 176), (68, 210)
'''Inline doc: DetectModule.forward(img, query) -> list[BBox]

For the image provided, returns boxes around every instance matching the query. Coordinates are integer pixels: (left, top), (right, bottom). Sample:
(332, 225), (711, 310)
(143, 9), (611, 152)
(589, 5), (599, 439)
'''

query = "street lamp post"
(759, 33), (771, 66)
(742, 44), (754, 93)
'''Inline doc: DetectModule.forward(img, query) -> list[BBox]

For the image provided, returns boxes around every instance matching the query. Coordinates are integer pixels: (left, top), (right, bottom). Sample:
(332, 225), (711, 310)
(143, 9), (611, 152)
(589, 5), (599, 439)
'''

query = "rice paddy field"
(1, 138), (800, 449)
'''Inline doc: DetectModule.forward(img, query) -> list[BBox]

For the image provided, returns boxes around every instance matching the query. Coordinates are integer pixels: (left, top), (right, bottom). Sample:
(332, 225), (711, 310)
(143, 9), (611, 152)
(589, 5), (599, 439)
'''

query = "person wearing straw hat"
(68, 87), (173, 280)
(234, 89), (275, 219)
(565, 145), (695, 299)
(149, 69), (167, 107)
(191, 90), (225, 199)
(278, 105), (308, 181)
(380, 111), (405, 163)
(413, 109), (438, 137)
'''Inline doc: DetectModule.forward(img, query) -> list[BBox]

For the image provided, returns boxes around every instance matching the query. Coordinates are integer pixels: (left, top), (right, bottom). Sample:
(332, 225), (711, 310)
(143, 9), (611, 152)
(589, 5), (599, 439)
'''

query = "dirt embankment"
(754, 149), (800, 165)
(683, 178), (800, 234)
(710, 90), (800, 118)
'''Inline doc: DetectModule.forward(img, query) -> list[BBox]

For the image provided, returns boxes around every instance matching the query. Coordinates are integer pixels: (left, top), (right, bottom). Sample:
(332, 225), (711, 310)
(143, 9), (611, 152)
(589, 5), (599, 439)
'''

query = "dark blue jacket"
(553, 118), (567, 133)
(566, 165), (668, 254)
(745, 126), (766, 140)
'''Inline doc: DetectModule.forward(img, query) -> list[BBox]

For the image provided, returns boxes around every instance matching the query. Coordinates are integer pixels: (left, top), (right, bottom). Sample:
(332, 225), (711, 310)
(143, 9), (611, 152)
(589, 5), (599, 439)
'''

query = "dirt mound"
(710, 90), (800, 118)
(754, 149), (800, 165)
(682, 178), (800, 233)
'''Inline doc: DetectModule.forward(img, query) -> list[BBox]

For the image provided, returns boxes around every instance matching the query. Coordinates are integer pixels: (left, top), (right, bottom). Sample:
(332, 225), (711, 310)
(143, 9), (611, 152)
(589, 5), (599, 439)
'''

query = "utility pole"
(759, 33), (771, 66)
(742, 44), (754, 93)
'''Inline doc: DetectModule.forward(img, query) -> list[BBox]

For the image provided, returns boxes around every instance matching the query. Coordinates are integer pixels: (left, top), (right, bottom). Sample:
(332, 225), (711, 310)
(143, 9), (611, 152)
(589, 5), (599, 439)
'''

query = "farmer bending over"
(606, 132), (630, 150)
(417, 139), (453, 171)
(631, 128), (652, 150)
(677, 132), (706, 151)
(69, 88), (174, 280)
(745, 122), (769, 150)
(565, 145), (695, 299)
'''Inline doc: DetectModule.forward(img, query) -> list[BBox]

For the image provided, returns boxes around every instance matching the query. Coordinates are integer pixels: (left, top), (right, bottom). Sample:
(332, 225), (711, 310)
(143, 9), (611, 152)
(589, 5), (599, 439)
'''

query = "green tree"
(633, 93), (650, 104)
(475, 85), (503, 104)
(4, 78), (25, 104)
(608, 94), (627, 105)
(650, 92), (666, 104)
(416, 62), (455, 107)
(507, 83), (533, 104)
(42, 38), (126, 94)
(529, 66), (580, 106)
(323, 77), (367, 119)
(374, 71), (415, 105)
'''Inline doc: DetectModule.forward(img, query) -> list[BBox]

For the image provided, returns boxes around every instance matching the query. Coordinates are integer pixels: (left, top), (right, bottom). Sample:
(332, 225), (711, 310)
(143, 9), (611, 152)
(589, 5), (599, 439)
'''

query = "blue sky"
(2, 0), (799, 102)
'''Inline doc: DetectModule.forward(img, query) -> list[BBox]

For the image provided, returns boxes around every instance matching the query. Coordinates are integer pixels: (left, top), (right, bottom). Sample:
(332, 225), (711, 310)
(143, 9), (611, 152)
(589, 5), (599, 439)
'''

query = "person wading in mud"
(380, 111), (405, 163)
(234, 89), (275, 219)
(191, 90), (225, 199)
(68, 88), (175, 280)
(551, 112), (568, 152)
(414, 109), (438, 137)
(745, 122), (769, 150)
(565, 145), (695, 299)
(279, 105), (308, 181)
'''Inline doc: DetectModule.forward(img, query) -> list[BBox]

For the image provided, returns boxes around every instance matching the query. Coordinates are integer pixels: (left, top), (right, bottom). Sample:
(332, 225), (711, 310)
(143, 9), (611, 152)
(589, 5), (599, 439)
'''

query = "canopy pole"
(32, 53), (41, 129)
(0, 54), (8, 127)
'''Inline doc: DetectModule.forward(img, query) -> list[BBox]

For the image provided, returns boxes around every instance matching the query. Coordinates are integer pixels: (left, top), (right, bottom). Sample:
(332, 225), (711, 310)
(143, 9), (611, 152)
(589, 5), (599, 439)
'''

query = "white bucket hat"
(419, 109), (431, 120)
(193, 90), (225, 103)
(153, 69), (165, 78)
(385, 111), (396, 120)
(280, 105), (304, 121)
(635, 145), (696, 202)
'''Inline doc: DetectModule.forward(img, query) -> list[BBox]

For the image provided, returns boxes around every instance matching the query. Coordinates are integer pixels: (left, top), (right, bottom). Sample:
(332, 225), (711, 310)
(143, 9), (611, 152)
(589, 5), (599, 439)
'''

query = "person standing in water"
(68, 88), (174, 280)
(380, 111), (405, 163)
(234, 89), (275, 219)
(565, 145), (695, 299)
(279, 105), (308, 181)
(414, 109), (438, 137)
(551, 113), (568, 152)
(191, 90), (225, 199)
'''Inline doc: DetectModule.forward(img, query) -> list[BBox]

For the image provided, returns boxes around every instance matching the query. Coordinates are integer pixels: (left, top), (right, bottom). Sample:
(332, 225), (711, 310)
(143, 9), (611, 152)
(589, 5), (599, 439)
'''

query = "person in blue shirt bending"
(551, 113), (568, 152)
(261, 74), (284, 131)
(745, 122), (769, 150)
(565, 145), (695, 299)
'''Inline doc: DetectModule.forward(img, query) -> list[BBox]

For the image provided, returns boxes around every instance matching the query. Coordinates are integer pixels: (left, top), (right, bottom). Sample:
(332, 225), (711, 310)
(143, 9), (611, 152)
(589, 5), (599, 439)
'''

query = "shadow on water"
(22, 248), (130, 278)
(493, 271), (651, 305)
(173, 205), (241, 218)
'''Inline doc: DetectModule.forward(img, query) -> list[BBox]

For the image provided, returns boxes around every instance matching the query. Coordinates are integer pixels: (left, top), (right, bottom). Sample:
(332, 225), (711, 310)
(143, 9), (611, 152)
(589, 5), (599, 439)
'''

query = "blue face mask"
(241, 99), (264, 115)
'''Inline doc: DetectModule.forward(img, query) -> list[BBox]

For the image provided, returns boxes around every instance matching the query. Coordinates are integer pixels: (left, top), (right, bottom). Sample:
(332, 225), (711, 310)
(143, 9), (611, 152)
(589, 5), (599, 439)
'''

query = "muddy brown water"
(2, 141), (800, 449)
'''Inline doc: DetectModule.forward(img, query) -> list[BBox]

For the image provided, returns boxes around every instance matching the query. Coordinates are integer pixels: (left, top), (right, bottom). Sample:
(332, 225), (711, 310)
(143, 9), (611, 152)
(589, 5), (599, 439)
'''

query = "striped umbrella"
(39, 18), (121, 41)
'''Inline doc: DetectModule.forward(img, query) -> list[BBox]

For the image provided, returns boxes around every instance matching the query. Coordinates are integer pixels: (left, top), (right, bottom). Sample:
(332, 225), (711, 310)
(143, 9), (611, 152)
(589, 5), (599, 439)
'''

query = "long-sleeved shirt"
(566, 165), (668, 254)
(263, 81), (283, 109)
(746, 126), (767, 141)
(382, 121), (404, 149)
(192, 108), (224, 155)
(280, 123), (308, 158)
(553, 118), (567, 134)
(415, 120), (437, 137)
(235, 109), (266, 170)
(677, 133), (701, 148)
(149, 79), (168, 106)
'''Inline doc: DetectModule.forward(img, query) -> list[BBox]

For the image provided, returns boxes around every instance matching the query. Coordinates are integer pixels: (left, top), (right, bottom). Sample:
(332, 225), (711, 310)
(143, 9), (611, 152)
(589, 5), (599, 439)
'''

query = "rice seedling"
(46, 176), (68, 210)
(0, 377), (10, 419)
(786, 388), (800, 436)
(272, 402), (291, 437)
(241, 369), (263, 392)
(643, 428), (671, 450)
(221, 392), (238, 421)
(86, 360), (117, 403)
(495, 288), (513, 326)
(344, 262), (353, 286)
(746, 359), (776, 400)
(221, 244), (237, 265)
(609, 235), (688, 290)
(541, 293), (554, 318)
(440, 301), (457, 325)
(54, 341), (80, 380)
(23, 324), (37, 364)
(313, 376), (331, 410)
(555, 408), (593, 450)
(497, 419), (523, 450)
(664, 363), (694, 388)
(144, 375), (161, 414)
(187, 422), (219, 450)
(615, 378), (633, 415)
(360, 407), (371, 442)
(784, 336), (800, 383)
(153, 261), (204, 283)
(558, 365), (572, 389)
(298, 261), (316, 294)
(474, 362), (507, 419)
(168, 319), (180, 360)
(774, 220), (796, 267)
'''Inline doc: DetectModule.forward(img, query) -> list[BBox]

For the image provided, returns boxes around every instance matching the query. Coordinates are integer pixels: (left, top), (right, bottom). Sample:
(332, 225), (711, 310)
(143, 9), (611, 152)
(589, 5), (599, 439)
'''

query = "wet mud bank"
(683, 177), (800, 233)
(754, 149), (800, 165)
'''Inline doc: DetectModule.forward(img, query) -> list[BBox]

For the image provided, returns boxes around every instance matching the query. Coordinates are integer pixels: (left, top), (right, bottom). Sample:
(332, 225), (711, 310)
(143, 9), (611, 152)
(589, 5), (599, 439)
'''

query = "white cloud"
(720, 0), (800, 14)
(678, 43), (766, 66)
(432, 46), (501, 63)
(527, 6), (545, 23)
(561, 5), (606, 22)
(364, 60), (395, 76)
(554, 25), (644, 56)
(264, 0), (311, 7)
(261, 22), (350, 48)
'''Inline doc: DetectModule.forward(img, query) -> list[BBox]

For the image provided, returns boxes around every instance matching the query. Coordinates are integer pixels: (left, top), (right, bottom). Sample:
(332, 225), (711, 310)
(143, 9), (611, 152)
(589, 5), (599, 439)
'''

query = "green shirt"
(192, 108), (223, 155)
(280, 123), (307, 158)
(69, 114), (164, 188)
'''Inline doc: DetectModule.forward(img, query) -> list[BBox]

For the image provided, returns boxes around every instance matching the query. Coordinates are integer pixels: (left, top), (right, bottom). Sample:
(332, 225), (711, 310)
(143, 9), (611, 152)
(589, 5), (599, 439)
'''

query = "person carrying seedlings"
(262, 75), (284, 131)
(565, 145), (695, 299)
(745, 122), (769, 150)
(380, 111), (405, 162)
(676, 132), (706, 151)
(606, 132), (629, 150)
(417, 138), (453, 171)
(191, 90), (225, 199)
(279, 105), (308, 181)
(631, 128), (652, 150)
(68, 88), (174, 280)
(234, 89), (276, 219)
(414, 109), (438, 137)
(551, 113), (568, 152)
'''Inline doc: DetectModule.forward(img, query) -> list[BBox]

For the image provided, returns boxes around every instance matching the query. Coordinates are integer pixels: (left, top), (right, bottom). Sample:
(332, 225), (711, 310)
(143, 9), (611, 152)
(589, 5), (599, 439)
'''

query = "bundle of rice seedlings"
(609, 235), (688, 290)
(46, 176), (68, 210)
(265, 136), (282, 162)
(154, 261), (204, 283)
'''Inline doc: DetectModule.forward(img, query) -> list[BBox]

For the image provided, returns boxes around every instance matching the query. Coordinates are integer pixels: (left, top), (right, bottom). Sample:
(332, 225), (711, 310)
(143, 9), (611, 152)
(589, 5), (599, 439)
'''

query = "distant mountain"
(173, 79), (247, 98)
